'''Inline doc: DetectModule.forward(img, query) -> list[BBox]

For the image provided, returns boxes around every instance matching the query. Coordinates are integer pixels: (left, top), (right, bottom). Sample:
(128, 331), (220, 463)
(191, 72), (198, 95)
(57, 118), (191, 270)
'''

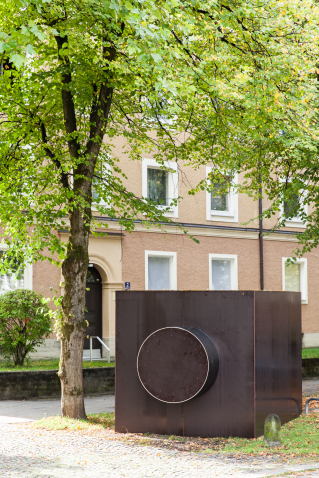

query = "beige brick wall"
(121, 230), (318, 335)
(263, 239), (319, 334)
(108, 136), (306, 233)
(32, 257), (61, 340)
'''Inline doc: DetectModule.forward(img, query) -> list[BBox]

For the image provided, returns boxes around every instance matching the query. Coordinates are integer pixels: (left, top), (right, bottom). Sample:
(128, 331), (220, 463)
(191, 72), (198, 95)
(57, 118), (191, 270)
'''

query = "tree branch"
(85, 41), (117, 159)
(40, 122), (70, 189)
(55, 34), (81, 160)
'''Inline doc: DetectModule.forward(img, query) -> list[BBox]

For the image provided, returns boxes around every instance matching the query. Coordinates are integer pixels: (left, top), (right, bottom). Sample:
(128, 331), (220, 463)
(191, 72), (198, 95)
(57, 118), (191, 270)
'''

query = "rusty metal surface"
(183, 326), (220, 398)
(115, 291), (301, 438)
(137, 327), (219, 403)
(254, 291), (302, 436)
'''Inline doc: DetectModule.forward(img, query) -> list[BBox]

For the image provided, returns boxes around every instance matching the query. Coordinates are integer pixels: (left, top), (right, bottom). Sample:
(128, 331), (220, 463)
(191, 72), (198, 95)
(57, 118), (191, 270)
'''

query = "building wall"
(28, 259), (61, 359)
(263, 239), (319, 335)
(121, 229), (318, 339)
(3, 135), (318, 361)
(108, 136), (306, 233)
(20, 223), (319, 360)
(121, 230), (261, 290)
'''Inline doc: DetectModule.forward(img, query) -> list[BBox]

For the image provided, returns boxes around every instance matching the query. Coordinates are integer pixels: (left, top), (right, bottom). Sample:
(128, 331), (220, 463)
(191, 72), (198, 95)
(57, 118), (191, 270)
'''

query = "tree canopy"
(0, 0), (318, 264)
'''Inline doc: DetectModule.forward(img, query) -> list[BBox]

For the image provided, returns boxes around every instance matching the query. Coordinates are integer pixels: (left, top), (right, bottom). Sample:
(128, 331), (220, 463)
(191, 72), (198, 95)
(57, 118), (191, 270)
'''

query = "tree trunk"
(53, 31), (110, 418)
(58, 203), (90, 418)
(14, 342), (27, 366)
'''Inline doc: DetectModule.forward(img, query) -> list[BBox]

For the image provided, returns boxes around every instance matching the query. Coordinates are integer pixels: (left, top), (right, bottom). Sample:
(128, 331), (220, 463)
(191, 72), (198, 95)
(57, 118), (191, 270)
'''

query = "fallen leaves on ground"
(29, 394), (319, 461)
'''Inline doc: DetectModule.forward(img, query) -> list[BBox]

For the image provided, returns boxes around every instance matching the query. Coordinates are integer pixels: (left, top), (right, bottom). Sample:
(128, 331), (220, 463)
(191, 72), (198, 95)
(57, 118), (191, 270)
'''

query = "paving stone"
(0, 424), (319, 478)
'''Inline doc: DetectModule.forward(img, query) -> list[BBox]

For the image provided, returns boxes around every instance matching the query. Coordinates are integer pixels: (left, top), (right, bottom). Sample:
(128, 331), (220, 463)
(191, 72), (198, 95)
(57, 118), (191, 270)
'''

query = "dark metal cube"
(115, 291), (302, 438)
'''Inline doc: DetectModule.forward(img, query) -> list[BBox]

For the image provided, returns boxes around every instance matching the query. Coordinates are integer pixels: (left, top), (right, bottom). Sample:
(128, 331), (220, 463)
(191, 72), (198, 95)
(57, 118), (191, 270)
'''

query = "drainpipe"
(259, 177), (264, 291)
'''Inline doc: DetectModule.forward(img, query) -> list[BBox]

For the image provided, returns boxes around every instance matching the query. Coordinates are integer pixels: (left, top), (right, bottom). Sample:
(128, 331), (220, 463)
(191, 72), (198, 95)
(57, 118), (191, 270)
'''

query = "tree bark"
(59, 201), (91, 419)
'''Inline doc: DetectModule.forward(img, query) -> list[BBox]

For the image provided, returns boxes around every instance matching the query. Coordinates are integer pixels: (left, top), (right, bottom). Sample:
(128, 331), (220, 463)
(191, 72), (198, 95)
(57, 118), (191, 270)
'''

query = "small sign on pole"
(125, 282), (130, 291)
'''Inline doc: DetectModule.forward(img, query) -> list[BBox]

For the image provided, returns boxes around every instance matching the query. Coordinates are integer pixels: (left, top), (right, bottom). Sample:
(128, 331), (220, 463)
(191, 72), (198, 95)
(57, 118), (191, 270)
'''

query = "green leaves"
(151, 53), (161, 63)
(0, 289), (52, 366)
(9, 53), (25, 69)
(0, 0), (318, 269)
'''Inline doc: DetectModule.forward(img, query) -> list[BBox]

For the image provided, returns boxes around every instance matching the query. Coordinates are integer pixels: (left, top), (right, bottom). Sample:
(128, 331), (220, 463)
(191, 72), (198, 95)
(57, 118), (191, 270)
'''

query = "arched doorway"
(84, 265), (102, 356)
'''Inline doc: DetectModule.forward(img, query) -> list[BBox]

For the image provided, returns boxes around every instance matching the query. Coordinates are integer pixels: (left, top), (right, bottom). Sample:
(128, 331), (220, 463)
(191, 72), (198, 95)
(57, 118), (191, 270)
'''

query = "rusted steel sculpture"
(115, 291), (302, 438)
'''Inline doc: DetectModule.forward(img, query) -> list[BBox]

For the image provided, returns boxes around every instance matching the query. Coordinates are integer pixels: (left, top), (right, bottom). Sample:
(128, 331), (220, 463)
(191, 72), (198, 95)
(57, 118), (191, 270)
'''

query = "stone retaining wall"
(302, 358), (319, 379)
(0, 367), (115, 400)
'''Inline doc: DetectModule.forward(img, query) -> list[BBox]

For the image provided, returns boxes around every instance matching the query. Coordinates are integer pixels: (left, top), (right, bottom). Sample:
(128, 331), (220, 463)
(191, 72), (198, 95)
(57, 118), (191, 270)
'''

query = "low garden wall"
(0, 367), (115, 400)
(302, 358), (319, 379)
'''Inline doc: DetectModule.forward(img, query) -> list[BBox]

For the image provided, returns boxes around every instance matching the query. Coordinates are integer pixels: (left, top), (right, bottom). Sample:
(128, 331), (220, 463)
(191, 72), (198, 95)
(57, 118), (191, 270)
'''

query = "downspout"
(259, 176), (264, 291)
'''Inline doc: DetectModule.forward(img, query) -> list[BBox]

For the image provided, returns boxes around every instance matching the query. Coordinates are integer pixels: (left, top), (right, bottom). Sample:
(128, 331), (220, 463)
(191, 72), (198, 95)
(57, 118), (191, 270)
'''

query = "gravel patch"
(1, 424), (319, 478)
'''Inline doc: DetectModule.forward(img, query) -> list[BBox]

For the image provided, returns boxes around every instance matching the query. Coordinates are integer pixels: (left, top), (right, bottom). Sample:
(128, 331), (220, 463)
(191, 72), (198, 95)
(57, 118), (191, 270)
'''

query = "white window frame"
(282, 257), (307, 304)
(0, 244), (32, 292)
(142, 158), (178, 218)
(206, 167), (238, 223)
(279, 178), (307, 228)
(209, 253), (238, 291)
(145, 250), (177, 290)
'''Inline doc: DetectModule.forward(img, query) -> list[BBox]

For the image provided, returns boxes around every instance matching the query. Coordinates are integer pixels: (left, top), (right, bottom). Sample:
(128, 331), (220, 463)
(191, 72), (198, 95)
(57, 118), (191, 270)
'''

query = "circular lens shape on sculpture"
(137, 326), (219, 403)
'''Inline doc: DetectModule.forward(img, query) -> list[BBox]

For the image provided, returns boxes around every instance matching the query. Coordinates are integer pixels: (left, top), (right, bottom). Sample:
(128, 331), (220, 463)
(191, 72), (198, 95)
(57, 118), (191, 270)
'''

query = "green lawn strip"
(0, 359), (115, 371)
(210, 414), (319, 457)
(267, 469), (319, 478)
(34, 412), (319, 459)
(1, 350), (317, 368)
(302, 348), (319, 359)
(36, 413), (115, 431)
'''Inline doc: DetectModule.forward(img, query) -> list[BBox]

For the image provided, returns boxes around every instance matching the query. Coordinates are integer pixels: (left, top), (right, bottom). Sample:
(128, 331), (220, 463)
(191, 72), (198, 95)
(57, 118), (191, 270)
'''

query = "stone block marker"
(264, 414), (281, 446)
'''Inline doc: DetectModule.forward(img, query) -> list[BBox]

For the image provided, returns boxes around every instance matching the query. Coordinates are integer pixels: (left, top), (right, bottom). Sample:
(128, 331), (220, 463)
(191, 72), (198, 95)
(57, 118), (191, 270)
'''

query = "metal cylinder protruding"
(137, 326), (219, 404)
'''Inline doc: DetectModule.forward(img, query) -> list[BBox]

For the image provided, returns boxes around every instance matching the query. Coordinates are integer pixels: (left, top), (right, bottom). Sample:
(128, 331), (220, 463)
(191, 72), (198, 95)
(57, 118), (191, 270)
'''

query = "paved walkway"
(0, 423), (319, 478)
(303, 379), (319, 397)
(0, 395), (114, 423)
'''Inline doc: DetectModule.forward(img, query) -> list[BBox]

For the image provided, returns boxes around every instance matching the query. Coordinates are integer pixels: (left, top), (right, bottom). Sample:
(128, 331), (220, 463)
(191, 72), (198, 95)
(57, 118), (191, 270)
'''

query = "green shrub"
(0, 289), (52, 366)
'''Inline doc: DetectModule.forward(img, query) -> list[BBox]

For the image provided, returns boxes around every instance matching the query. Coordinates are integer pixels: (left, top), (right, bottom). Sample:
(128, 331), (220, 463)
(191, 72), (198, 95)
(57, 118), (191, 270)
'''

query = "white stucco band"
(302, 333), (319, 349)
(87, 238), (123, 359)
(101, 281), (123, 357)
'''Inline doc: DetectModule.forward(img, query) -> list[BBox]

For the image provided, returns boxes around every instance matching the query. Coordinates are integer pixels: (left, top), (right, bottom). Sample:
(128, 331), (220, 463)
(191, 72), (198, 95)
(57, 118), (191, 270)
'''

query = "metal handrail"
(305, 397), (319, 414)
(257, 396), (301, 415)
(89, 336), (111, 363)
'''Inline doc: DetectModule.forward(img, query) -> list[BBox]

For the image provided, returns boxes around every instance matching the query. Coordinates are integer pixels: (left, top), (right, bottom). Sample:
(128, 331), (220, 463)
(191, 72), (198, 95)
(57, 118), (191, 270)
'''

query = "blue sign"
(125, 282), (130, 291)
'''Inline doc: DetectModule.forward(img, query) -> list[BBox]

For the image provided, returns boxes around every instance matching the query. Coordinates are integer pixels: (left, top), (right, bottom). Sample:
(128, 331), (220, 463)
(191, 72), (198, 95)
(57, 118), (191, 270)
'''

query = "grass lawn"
(213, 414), (319, 456)
(35, 411), (319, 458)
(0, 348), (316, 370)
(37, 413), (115, 432)
(302, 348), (319, 359)
(0, 359), (115, 371)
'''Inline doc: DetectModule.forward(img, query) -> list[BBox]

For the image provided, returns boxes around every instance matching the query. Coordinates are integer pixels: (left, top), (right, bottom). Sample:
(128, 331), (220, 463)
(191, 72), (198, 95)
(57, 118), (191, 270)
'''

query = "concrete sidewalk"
(0, 394), (115, 423)
(303, 378), (319, 396)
